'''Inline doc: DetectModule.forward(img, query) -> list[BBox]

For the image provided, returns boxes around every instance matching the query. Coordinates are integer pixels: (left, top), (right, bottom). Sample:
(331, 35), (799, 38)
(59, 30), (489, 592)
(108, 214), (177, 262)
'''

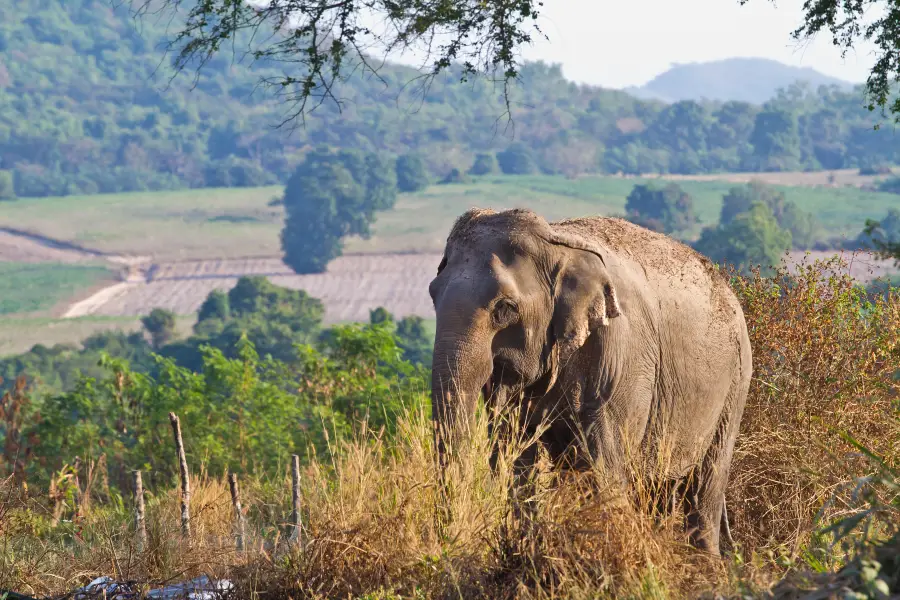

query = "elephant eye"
(492, 299), (519, 329)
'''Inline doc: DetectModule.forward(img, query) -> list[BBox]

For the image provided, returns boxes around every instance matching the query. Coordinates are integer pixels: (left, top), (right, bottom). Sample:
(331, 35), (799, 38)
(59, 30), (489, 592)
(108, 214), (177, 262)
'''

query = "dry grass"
(728, 256), (900, 555)
(0, 256), (898, 599)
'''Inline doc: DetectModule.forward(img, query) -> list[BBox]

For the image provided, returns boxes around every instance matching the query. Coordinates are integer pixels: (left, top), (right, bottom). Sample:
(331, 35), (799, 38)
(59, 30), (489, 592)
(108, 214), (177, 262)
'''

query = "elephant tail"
(721, 496), (735, 552)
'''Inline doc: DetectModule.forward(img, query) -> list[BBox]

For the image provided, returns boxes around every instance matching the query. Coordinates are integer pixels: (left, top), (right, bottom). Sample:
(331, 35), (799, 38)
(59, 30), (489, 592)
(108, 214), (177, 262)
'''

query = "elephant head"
(429, 208), (622, 464)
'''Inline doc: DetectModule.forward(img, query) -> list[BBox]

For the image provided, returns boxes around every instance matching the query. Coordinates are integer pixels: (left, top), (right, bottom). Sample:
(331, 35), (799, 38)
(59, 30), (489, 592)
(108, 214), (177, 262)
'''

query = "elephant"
(428, 207), (752, 556)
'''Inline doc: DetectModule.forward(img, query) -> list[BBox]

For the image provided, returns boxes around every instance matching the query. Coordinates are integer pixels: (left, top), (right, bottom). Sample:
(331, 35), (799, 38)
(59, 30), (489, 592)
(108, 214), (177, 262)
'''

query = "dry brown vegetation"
(0, 256), (898, 599)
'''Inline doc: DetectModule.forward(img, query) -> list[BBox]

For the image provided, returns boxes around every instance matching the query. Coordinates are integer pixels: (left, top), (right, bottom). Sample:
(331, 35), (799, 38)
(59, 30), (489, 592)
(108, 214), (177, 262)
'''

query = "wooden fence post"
(133, 470), (147, 552)
(72, 456), (83, 519)
(169, 412), (191, 539)
(289, 454), (302, 547)
(228, 472), (245, 552)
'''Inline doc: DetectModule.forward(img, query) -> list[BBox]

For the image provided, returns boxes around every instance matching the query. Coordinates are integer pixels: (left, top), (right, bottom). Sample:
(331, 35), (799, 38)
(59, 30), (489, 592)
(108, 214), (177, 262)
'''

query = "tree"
(469, 153), (499, 176)
(0, 170), (14, 200)
(496, 143), (537, 175)
(749, 109), (802, 171)
(280, 148), (396, 274)
(625, 183), (698, 236)
(197, 289), (230, 324)
(281, 160), (362, 274)
(165, 277), (325, 369)
(860, 209), (900, 263)
(694, 202), (792, 276)
(141, 308), (178, 349)
(395, 153), (430, 193)
(395, 316), (433, 366)
(720, 181), (821, 249)
(369, 307), (394, 325)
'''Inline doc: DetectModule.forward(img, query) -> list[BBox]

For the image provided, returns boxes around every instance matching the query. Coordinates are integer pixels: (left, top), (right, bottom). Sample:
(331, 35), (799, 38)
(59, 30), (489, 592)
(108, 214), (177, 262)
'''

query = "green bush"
(496, 143), (537, 175)
(0, 169), (15, 200)
(468, 152), (499, 175)
(395, 152), (430, 192)
(694, 201), (792, 275)
(625, 182), (698, 236)
(721, 181), (821, 249)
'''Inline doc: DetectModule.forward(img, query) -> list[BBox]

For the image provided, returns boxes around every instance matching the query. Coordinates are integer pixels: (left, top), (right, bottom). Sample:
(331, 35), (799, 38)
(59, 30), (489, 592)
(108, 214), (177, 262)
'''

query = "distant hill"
(0, 5), (896, 198)
(625, 58), (857, 104)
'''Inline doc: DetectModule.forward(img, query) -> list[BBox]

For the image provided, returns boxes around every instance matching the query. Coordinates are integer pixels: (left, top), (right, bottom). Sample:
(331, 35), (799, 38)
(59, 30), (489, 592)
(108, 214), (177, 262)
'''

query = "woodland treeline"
(1, 1), (899, 199)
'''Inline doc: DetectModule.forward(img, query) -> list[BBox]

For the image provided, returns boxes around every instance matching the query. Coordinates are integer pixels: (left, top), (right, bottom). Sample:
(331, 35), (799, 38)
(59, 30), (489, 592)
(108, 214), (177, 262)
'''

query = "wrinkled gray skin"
(429, 208), (752, 556)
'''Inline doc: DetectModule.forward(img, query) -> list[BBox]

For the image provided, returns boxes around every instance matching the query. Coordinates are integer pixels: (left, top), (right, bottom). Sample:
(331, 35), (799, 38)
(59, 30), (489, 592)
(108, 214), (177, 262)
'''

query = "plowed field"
(68, 254), (443, 323)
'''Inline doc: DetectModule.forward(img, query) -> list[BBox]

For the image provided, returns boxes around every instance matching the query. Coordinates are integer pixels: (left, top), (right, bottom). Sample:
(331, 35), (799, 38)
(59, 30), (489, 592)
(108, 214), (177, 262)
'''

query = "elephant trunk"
(430, 317), (494, 470)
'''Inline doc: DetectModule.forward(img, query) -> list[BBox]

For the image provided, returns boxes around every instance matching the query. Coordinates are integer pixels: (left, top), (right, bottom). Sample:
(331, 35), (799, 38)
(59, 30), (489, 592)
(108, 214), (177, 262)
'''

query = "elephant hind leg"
(684, 382), (747, 556)
(720, 496), (735, 552)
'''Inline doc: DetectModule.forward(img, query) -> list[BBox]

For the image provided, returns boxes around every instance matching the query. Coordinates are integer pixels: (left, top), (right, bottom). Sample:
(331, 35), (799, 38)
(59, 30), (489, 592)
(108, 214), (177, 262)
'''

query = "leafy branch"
(126, 0), (546, 125)
(741, 0), (900, 122)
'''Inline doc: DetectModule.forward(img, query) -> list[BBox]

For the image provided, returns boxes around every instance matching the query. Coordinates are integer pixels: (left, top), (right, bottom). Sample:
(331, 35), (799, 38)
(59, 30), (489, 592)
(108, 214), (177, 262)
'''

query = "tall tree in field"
(281, 148), (397, 274)
(720, 181), (821, 249)
(861, 209), (900, 264)
(395, 153), (431, 193)
(141, 308), (178, 349)
(625, 183), (698, 236)
(694, 202), (792, 276)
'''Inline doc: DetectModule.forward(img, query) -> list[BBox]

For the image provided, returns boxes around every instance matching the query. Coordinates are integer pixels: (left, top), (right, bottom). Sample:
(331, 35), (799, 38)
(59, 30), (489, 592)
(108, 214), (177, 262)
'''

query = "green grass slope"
(1, 176), (895, 259)
(0, 262), (111, 315)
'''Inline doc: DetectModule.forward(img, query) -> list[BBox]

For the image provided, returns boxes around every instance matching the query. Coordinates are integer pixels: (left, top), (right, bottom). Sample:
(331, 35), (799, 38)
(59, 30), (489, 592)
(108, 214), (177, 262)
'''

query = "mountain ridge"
(624, 57), (857, 104)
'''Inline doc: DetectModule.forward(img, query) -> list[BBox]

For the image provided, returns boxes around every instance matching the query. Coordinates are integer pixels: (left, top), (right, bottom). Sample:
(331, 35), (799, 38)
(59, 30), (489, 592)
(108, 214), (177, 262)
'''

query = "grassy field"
(0, 314), (198, 357)
(0, 175), (896, 259)
(0, 262), (113, 316)
(0, 186), (285, 260)
(0, 312), (427, 358)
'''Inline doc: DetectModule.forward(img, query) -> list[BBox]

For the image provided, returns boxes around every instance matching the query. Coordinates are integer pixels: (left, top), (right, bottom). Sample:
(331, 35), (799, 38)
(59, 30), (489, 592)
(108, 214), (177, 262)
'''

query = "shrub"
(695, 202), (792, 276)
(625, 182), (698, 235)
(859, 163), (893, 176)
(728, 254), (900, 553)
(496, 143), (537, 175)
(395, 152), (430, 192)
(468, 152), (498, 175)
(0, 169), (14, 200)
(438, 167), (468, 184)
(877, 175), (900, 194)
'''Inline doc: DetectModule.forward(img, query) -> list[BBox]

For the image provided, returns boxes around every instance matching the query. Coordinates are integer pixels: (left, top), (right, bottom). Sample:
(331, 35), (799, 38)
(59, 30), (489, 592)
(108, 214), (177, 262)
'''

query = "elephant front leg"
(509, 437), (541, 535)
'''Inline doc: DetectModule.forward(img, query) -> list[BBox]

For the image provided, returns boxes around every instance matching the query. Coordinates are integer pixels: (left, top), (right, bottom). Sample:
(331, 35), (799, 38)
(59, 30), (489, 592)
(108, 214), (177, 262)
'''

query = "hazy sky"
(511, 0), (877, 88)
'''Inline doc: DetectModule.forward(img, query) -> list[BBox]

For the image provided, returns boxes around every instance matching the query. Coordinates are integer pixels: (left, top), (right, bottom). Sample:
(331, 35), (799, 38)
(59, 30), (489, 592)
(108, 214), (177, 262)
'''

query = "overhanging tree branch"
(742, 0), (900, 122)
(126, 0), (546, 126)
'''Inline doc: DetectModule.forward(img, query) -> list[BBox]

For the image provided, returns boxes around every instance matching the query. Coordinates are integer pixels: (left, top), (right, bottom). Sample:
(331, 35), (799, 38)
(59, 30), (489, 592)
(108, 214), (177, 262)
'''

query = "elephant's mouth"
(482, 360), (521, 403)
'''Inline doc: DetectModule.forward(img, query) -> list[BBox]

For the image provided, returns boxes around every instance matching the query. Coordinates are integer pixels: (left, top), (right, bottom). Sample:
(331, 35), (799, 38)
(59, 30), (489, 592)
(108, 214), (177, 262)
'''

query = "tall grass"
(1, 255), (898, 599)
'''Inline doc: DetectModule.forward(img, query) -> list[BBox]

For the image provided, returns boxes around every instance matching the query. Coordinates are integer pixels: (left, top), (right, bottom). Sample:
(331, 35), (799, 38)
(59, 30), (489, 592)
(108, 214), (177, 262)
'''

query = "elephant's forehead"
(447, 226), (540, 262)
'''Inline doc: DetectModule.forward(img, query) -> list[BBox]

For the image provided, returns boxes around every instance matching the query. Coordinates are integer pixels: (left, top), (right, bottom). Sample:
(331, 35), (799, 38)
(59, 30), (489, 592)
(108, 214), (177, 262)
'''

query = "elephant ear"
(547, 231), (622, 367)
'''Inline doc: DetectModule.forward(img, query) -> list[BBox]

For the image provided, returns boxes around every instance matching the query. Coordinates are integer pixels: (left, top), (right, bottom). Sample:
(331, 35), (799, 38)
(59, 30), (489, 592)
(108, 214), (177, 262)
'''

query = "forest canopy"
(1, 1), (899, 200)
